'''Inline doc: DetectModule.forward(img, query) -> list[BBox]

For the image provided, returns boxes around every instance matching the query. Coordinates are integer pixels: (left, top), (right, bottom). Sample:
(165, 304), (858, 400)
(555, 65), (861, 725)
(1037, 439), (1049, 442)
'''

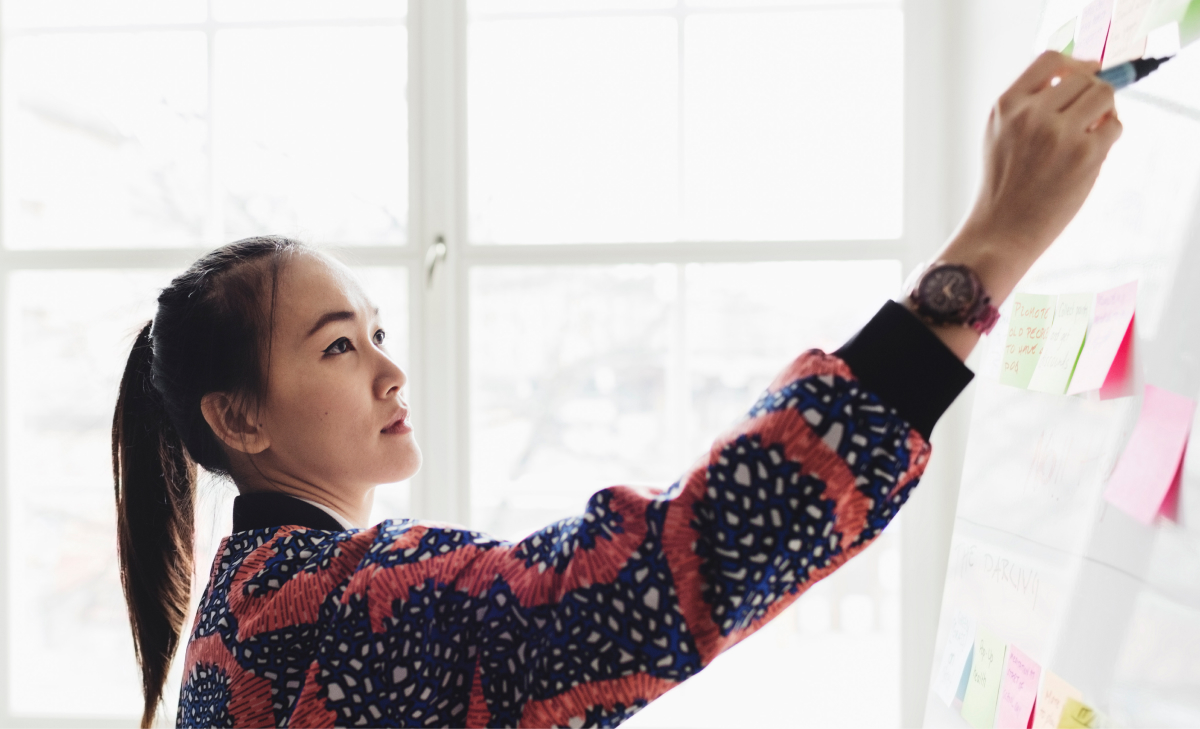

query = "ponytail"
(111, 236), (301, 726)
(113, 322), (196, 728)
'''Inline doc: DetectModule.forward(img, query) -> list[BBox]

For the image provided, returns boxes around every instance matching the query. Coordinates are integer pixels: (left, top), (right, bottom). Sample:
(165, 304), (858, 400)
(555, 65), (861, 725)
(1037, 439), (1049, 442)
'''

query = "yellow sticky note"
(1057, 697), (1099, 728)
(1029, 293), (1092, 394)
(961, 626), (1007, 729)
(1033, 670), (1083, 729)
(1001, 294), (1056, 390)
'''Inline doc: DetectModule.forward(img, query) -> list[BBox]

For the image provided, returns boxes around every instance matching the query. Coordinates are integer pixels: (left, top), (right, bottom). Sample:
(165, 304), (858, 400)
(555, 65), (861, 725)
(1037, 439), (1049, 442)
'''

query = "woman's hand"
(922, 51), (1124, 360)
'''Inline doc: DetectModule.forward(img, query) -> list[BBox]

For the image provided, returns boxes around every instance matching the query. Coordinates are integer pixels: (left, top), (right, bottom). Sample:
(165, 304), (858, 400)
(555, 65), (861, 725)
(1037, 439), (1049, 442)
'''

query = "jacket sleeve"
(325, 303), (973, 728)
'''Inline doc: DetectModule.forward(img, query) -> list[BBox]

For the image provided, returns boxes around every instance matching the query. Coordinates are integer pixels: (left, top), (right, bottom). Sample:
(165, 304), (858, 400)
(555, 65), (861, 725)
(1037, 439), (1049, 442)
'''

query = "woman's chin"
(383, 442), (422, 483)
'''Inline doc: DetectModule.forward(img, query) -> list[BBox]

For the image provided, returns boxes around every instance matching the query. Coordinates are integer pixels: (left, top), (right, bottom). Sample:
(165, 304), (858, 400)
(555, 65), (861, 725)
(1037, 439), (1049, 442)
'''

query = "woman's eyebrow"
(307, 310), (356, 338)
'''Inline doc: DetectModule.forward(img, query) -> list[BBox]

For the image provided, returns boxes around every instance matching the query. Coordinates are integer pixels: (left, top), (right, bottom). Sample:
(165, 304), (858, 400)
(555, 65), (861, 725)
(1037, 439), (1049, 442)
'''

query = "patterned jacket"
(176, 302), (972, 728)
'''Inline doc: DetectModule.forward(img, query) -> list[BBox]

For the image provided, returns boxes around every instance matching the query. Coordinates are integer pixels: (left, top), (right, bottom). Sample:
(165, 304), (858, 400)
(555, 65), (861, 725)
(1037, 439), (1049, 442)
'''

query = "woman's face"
(244, 252), (420, 497)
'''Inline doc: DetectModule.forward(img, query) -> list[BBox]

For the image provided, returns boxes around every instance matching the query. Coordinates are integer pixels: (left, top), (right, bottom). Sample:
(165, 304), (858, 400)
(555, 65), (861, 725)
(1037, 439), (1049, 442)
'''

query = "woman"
(113, 52), (1121, 728)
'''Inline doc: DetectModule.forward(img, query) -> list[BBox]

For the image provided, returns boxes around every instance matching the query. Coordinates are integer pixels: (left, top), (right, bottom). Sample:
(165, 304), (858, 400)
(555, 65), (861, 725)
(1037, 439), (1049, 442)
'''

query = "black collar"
(232, 492), (345, 532)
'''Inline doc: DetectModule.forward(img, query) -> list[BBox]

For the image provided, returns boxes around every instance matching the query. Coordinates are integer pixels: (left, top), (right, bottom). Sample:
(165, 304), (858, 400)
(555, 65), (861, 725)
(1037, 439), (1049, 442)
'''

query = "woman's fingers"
(1091, 111), (1124, 147)
(1007, 50), (1100, 98)
(1042, 70), (1098, 112)
(1008, 50), (1074, 96)
(1064, 79), (1118, 132)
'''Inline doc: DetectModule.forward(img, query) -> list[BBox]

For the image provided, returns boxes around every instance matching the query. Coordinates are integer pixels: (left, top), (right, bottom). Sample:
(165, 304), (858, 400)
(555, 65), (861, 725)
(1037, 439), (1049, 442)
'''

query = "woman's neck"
(234, 477), (373, 528)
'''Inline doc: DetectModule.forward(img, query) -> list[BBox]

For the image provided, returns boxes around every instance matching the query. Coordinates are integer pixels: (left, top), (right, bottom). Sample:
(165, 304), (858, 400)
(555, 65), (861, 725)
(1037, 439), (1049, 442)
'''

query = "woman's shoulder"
(215, 519), (504, 596)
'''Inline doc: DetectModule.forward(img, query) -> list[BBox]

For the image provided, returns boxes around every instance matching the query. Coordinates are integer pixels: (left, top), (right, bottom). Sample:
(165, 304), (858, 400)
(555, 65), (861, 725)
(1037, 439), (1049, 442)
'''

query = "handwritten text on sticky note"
(1002, 294), (1056, 389)
(961, 626), (1007, 729)
(933, 610), (977, 706)
(995, 645), (1041, 729)
(1029, 293), (1092, 394)
(1068, 281), (1137, 395)
(1104, 384), (1196, 524)
(1105, 0), (1156, 66)
(1033, 670), (1083, 729)
(1074, 0), (1117, 61)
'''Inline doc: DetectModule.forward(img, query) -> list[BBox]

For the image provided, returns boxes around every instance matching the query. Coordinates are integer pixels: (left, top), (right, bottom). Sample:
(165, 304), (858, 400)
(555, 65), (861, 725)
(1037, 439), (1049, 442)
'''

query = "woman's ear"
(200, 392), (271, 454)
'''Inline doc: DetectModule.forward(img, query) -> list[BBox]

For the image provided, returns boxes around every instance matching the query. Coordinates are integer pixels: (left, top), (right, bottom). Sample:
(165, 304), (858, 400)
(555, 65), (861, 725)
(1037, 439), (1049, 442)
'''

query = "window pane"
(2, 33), (208, 249)
(683, 10), (904, 240)
(213, 0), (405, 22)
(684, 260), (900, 453)
(8, 270), (173, 717)
(350, 266), (413, 522)
(468, 17), (679, 244)
(2, 0), (204, 28)
(469, 260), (902, 727)
(469, 266), (674, 539)
(215, 27), (408, 246)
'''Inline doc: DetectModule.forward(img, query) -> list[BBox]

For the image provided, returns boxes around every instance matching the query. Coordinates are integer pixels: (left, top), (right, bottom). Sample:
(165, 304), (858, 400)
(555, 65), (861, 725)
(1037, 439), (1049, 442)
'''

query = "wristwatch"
(907, 262), (1000, 335)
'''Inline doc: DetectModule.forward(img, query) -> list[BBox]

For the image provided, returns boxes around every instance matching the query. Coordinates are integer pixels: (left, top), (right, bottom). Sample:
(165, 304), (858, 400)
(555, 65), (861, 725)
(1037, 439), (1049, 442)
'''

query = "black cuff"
(834, 301), (974, 439)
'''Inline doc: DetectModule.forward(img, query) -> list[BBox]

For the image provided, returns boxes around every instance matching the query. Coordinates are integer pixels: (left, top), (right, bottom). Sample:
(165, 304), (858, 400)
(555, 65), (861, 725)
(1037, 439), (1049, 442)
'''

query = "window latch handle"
(425, 234), (448, 286)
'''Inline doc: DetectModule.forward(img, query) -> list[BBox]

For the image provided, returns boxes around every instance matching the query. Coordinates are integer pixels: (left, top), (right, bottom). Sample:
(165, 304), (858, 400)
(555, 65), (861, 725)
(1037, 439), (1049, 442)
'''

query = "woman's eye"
(373, 329), (386, 346)
(323, 337), (352, 355)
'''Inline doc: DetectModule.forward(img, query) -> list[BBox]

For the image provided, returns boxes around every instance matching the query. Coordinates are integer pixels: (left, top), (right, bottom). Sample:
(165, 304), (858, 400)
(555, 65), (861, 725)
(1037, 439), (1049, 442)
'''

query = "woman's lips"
(381, 412), (412, 435)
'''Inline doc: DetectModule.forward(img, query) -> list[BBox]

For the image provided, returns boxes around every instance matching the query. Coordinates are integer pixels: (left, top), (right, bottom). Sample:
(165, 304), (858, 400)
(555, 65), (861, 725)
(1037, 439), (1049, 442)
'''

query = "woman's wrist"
(934, 226), (1042, 306)
(903, 227), (1042, 363)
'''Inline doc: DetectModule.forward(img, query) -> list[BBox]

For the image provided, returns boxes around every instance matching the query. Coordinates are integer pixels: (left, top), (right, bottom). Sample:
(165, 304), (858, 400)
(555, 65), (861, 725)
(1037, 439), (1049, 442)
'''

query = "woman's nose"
(375, 349), (407, 399)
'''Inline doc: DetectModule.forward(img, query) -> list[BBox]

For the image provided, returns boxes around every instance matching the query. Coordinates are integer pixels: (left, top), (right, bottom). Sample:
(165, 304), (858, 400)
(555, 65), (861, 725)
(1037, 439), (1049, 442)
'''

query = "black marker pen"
(1096, 56), (1174, 89)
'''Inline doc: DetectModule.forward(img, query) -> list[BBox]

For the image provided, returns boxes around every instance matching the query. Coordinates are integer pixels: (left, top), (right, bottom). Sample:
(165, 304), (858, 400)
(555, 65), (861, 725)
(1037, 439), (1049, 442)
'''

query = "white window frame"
(406, 2), (957, 726)
(0, 0), (959, 724)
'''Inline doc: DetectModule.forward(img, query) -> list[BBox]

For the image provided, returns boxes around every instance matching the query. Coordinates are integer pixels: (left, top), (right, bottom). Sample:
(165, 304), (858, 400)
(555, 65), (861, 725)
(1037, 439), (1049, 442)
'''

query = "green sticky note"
(1047, 18), (1077, 52)
(961, 626), (1007, 729)
(1029, 293), (1092, 394)
(1182, 0), (1200, 44)
(1001, 293), (1056, 389)
(1057, 697), (1099, 728)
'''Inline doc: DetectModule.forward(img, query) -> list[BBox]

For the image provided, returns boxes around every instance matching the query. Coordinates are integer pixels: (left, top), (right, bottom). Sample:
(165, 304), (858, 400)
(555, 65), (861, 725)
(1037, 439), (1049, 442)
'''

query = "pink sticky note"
(1098, 314), (1135, 399)
(1104, 384), (1197, 525)
(1068, 282), (1137, 396)
(1104, 0), (1155, 67)
(1159, 445), (1185, 521)
(995, 646), (1042, 729)
(1075, 0), (1116, 61)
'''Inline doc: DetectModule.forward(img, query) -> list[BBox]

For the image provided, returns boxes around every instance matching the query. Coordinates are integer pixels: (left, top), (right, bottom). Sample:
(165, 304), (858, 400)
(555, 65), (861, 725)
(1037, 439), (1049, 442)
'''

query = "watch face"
(917, 265), (976, 319)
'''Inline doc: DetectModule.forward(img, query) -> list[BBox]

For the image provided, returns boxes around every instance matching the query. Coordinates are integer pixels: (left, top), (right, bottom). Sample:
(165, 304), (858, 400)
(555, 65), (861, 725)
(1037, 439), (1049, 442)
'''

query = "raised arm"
(295, 51), (1123, 729)
(389, 296), (967, 726)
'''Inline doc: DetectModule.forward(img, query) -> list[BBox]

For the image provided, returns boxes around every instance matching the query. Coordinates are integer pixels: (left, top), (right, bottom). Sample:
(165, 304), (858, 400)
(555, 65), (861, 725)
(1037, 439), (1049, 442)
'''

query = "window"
(0, 0), (946, 725)
(1, 1), (412, 720)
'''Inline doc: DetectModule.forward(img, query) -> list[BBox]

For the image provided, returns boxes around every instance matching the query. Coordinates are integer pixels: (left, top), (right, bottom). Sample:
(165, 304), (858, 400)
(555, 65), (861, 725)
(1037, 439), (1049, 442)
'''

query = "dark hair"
(112, 235), (302, 727)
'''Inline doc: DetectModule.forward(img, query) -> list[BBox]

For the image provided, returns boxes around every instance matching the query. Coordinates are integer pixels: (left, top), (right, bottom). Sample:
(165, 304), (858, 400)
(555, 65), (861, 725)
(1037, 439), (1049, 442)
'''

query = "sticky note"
(1067, 282), (1137, 396)
(961, 626), (1007, 729)
(933, 610), (977, 705)
(1057, 697), (1100, 728)
(1159, 443), (1185, 521)
(1074, 0), (1116, 61)
(1047, 18), (1078, 51)
(1143, 19), (1182, 57)
(1104, 0), (1155, 67)
(1034, 670), (1083, 729)
(1029, 294), (1092, 394)
(1104, 384), (1196, 524)
(995, 646), (1041, 729)
(1181, 0), (1200, 43)
(1001, 294), (1056, 389)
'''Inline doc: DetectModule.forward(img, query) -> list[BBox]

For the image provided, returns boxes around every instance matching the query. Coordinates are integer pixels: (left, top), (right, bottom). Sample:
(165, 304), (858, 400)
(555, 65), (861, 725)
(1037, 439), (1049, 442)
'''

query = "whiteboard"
(924, 12), (1200, 729)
